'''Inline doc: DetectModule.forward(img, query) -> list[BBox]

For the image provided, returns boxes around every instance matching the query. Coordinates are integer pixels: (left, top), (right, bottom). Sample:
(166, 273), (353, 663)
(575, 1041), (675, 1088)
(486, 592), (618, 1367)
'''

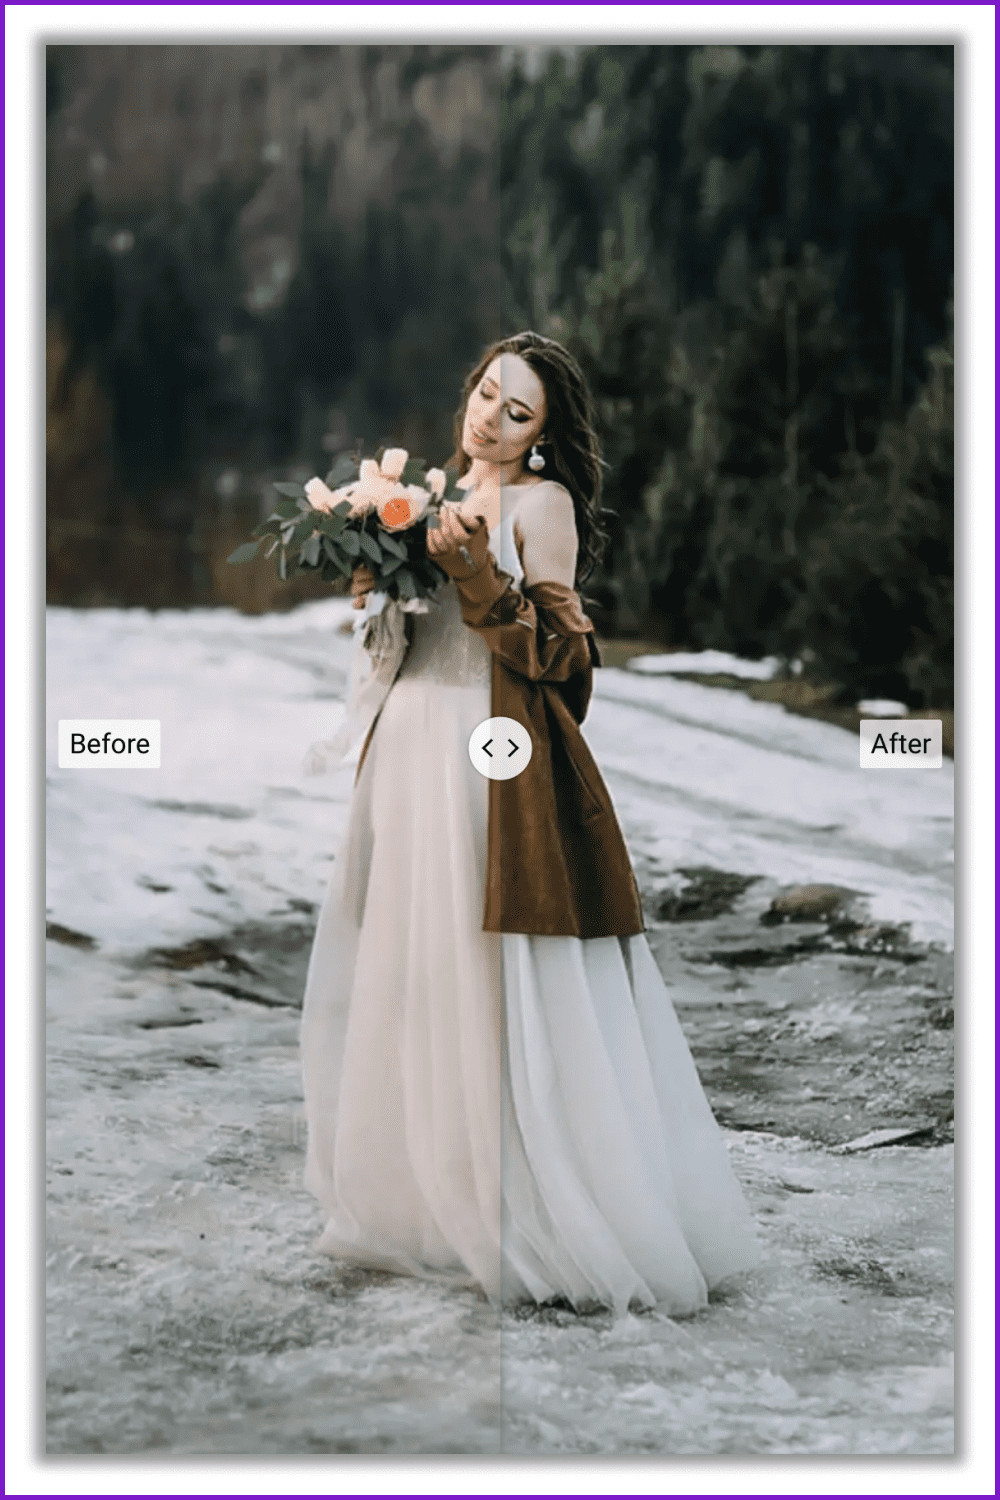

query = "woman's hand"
(427, 503), (491, 579)
(350, 563), (377, 609)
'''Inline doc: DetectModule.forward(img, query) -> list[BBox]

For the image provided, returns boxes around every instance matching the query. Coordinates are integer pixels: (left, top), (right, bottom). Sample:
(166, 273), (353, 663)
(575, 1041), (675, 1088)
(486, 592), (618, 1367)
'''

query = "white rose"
(404, 484), (430, 521)
(305, 477), (337, 513)
(380, 448), (409, 481)
(359, 458), (381, 486)
(425, 467), (446, 499)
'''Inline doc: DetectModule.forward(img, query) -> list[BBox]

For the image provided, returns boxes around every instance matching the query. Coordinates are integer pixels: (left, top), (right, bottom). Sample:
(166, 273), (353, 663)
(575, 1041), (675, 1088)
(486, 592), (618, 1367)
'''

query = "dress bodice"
(396, 515), (523, 688)
(491, 509), (525, 588)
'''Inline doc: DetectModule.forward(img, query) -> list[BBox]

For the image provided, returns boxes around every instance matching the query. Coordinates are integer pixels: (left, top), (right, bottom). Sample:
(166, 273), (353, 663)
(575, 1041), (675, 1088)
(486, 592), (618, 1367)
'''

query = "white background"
(7, 4), (995, 1495)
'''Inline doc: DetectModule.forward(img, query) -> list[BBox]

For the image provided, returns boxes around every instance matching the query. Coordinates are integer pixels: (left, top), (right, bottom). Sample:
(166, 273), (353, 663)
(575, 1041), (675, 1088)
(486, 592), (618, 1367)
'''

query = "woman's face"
(462, 353), (548, 468)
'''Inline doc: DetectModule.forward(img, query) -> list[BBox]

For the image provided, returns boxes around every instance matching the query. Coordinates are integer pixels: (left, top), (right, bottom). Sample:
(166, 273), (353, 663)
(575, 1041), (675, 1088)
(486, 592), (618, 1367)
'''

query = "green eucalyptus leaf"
(322, 538), (351, 575)
(400, 458), (426, 485)
(333, 500), (353, 517)
(359, 531), (383, 566)
(378, 530), (408, 558)
(379, 554), (403, 575)
(339, 528), (361, 557)
(226, 540), (262, 565)
(325, 453), (358, 488)
(303, 534), (322, 567)
(274, 481), (308, 500)
(274, 497), (301, 519)
(396, 568), (416, 600)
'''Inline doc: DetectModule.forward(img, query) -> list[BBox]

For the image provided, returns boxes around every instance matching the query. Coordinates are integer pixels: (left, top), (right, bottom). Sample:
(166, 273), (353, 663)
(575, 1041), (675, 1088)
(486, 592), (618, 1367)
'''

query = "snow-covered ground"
(46, 598), (954, 957)
(626, 648), (782, 680)
(44, 599), (954, 1455)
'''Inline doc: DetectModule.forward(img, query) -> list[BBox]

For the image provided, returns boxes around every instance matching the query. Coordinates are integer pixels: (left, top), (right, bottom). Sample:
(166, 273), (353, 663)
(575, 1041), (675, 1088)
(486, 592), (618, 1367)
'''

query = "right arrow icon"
(468, 717), (534, 781)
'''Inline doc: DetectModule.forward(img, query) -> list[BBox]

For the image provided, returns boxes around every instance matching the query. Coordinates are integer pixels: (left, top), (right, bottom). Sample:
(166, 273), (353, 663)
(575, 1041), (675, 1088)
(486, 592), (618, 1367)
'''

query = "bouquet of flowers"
(227, 446), (468, 605)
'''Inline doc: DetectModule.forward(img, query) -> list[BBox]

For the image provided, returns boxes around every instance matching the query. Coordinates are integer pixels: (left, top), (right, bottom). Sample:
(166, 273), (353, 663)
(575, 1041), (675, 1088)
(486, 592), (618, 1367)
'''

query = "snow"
(857, 699), (910, 717)
(46, 599), (954, 958)
(45, 599), (360, 957)
(589, 667), (953, 948)
(44, 599), (955, 1455)
(626, 648), (782, 679)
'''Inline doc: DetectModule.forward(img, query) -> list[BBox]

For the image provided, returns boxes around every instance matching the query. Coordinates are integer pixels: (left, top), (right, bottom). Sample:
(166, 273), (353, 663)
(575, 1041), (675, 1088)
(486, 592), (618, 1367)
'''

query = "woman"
(301, 331), (760, 1316)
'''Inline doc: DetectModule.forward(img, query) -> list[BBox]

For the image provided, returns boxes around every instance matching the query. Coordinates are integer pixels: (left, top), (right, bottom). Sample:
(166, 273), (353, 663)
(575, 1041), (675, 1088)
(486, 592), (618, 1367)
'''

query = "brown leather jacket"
(357, 555), (645, 939)
(455, 556), (645, 938)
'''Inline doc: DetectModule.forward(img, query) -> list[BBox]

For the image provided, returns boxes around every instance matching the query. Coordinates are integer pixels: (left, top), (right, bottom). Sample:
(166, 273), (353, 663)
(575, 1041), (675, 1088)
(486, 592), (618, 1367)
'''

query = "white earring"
(527, 442), (546, 472)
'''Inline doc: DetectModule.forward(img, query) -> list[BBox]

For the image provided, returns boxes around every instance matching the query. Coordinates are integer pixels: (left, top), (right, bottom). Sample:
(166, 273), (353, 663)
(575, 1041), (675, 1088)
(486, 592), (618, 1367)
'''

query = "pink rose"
(380, 448), (409, 481)
(425, 468), (446, 499)
(377, 484), (430, 531)
(348, 490), (377, 517)
(305, 477), (337, 513)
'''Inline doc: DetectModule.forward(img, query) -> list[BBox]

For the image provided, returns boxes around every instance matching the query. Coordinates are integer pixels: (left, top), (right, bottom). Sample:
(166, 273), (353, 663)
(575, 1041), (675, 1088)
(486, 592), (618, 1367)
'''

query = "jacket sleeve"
(453, 552), (600, 691)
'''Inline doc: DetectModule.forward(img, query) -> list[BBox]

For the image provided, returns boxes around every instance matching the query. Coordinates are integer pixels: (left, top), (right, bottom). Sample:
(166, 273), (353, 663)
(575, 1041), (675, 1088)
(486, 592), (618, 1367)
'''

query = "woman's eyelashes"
(477, 385), (531, 423)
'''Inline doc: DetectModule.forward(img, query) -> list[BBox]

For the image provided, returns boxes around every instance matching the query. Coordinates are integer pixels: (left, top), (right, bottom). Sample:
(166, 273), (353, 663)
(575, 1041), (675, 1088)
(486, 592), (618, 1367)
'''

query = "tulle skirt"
(301, 674), (760, 1316)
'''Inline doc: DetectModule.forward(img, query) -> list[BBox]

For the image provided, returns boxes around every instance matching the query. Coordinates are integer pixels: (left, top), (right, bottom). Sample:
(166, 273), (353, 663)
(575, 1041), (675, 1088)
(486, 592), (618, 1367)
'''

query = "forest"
(45, 43), (954, 706)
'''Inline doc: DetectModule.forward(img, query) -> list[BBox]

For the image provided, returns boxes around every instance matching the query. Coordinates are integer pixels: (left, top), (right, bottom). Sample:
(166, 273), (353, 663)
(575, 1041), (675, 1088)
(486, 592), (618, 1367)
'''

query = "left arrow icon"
(468, 717), (533, 780)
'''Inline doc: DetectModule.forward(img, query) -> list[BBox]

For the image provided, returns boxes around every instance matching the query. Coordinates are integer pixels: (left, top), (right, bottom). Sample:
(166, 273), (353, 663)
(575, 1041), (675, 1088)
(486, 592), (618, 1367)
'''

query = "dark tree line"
(46, 43), (953, 703)
(499, 44), (953, 703)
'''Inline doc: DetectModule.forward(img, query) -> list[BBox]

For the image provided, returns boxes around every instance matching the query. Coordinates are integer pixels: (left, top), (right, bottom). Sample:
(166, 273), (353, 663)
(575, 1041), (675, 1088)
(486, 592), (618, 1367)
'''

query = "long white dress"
(301, 516), (760, 1316)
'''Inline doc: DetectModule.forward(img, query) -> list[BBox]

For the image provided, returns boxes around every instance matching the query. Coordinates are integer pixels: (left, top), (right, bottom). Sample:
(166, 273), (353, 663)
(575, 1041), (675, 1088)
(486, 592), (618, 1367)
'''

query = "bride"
(301, 331), (760, 1316)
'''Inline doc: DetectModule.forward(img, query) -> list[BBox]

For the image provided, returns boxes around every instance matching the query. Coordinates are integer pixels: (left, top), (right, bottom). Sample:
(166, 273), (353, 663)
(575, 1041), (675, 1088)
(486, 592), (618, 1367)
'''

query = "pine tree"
(790, 300), (953, 704)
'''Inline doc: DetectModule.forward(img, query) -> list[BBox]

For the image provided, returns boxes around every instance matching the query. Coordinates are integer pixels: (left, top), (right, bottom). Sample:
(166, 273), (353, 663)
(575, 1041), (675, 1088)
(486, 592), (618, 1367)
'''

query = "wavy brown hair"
(448, 330), (608, 584)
